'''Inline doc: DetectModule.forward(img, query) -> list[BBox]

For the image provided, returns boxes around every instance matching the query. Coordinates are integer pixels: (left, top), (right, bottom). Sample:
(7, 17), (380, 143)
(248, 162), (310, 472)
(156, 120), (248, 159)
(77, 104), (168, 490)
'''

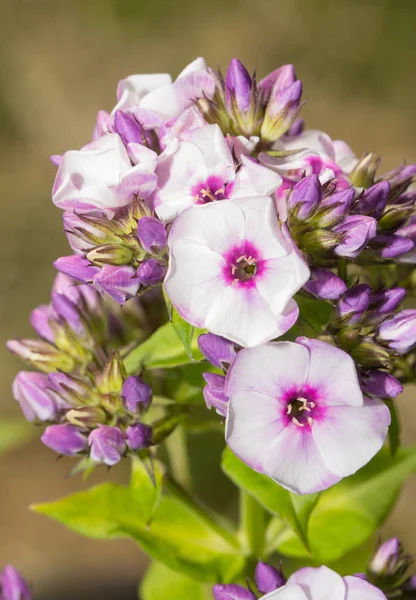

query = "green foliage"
(141, 561), (210, 600)
(387, 402), (401, 457)
(171, 308), (195, 360)
(0, 419), (32, 456)
(222, 448), (318, 550)
(295, 294), (332, 333)
(274, 446), (416, 562)
(32, 459), (244, 583)
(123, 322), (203, 374)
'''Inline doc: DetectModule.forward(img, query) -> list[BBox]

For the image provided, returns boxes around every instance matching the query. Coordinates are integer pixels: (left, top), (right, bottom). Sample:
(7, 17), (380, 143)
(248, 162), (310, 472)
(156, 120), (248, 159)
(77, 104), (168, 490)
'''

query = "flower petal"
(343, 576), (387, 600)
(288, 566), (346, 600)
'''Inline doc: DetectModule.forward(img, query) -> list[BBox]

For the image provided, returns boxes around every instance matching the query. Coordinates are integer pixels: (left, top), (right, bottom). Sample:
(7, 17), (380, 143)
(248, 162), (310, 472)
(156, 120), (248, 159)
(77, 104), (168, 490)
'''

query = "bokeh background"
(1, 0), (416, 597)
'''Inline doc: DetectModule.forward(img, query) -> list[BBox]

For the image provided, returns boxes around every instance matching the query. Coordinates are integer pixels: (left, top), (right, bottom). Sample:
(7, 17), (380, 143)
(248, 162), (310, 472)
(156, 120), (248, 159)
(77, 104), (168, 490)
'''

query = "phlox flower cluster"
(7, 57), (416, 495)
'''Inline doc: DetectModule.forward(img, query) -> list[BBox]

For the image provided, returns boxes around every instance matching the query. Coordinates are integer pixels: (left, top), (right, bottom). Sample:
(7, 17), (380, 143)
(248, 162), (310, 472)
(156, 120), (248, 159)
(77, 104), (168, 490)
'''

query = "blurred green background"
(0, 0), (416, 597)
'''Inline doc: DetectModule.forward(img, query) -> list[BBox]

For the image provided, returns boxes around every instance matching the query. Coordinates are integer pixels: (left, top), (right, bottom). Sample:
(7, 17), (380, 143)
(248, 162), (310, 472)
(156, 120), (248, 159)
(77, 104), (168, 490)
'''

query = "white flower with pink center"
(225, 337), (390, 494)
(153, 124), (282, 223)
(261, 566), (387, 599)
(164, 195), (309, 347)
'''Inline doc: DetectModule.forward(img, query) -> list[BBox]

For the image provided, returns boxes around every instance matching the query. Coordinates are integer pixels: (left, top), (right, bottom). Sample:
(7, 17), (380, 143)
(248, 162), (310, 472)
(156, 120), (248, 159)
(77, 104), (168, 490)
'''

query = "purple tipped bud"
(286, 117), (304, 137)
(361, 370), (403, 399)
(30, 304), (55, 343)
(357, 182), (390, 218)
(259, 64), (296, 101)
(255, 561), (286, 594)
(93, 264), (140, 304)
(41, 424), (87, 456)
(54, 255), (99, 284)
(371, 288), (406, 315)
(372, 234), (414, 259)
(51, 292), (84, 337)
(125, 423), (153, 451)
(261, 80), (303, 143)
(6, 339), (75, 372)
(304, 269), (347, 300)
(402, 575), (416, 594)
(383, 164), (416, 189)
(137, 216), (167, 252)
(334, 215), (377, 258)
(198, 333), (236, 369)
(114, 110), (144, 145)
(369, 538), (401, 576)
(202, 373), (229, 417)
(50, 154), (62, 167)
(122, 376), (152, 413)
(53, 272), (100, 311)
(379, 309), (416, 354)
(225, 59), (252, 113)
(289, 175), (322, 219)
(88, 425), (126, 466)
(338, 284), (371, 323)
(92, 110), (114, 140)
(0, 565), (32, 600)
(319, 187), (355, 226)
(212, 584), (256, 600)
(12, 371), (57, 422)
(136, 259), (166, 287)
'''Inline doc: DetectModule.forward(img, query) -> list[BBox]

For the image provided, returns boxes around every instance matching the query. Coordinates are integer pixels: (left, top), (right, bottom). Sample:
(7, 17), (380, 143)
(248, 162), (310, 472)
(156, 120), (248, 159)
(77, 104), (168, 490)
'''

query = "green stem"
(240, 491), (266, 558)
(337, 258), (348, 281)
(165, 424), (192, 490)
(165, 473), (240, 549)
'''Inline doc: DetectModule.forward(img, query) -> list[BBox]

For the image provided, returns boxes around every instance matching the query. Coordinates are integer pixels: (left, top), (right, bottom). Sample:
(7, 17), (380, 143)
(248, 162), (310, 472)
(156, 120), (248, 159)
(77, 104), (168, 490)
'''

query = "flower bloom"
(225, 337), (390, 493)
(165, 195), (310, 347)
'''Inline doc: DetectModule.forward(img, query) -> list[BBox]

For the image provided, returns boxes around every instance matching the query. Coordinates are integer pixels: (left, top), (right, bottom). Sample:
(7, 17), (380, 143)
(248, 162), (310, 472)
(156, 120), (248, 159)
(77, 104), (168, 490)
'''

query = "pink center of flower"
(222, 242), (264, 287)
(287, 396), (317, 428)
(192, 175), (228, 204)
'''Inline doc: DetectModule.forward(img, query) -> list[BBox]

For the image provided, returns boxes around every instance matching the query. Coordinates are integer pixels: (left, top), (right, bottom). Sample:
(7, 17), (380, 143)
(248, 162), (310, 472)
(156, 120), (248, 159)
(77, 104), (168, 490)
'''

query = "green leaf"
(32, 474), (244, 582)
(387, 402), (401, 457)
(172, 308), (195, 360)
(295, 294), (332, 333)
(123, 322), (204, 374)
(129, 457), (164, 523)
(141, 561), (209, 600)
(0, 419), (33, 456)
(275, 446), (416, 562)
(221, 448), (318, 549)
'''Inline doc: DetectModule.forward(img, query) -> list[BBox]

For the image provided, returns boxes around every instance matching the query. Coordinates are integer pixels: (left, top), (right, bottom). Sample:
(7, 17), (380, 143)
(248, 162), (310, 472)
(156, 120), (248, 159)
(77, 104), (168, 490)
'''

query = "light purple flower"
(372, 234), (414, 259)
(137, 216), (167, 252)
(41, 424), (88, 456)
(125, 423), (153, 451)
(225, 58), (252, 113)
(356, 182), (390, 218)
(0, 565), (32, 600)
(361, 370), (403, 399)
(93, 264), (140, 304)
(153, 124), (281, 223)
(165, 196), (309, 347)
(338, 284), (371, 323)
(225, 338), (390, 494)
(288, 174), (322, 219)
(53, 255), (99, 284)
(370, 288), (406, 316)
(12, 371), (57, 422)
(136, 258), (166, 287)
(304, 268), (346, 300)
(202, 373), (229, 417)
(52, 133), (157, 217)
(378, 309), (416, 354)
(88, 425), (126, 466)
(334, 215), (377, 259)
(122, 376), (152, 413)
(30, 304), (55, 343)
(198, 333), (237, 369)
(213, 584), (255, 600)
(255, 561), (286, 594)
(261, 80), (303, 143)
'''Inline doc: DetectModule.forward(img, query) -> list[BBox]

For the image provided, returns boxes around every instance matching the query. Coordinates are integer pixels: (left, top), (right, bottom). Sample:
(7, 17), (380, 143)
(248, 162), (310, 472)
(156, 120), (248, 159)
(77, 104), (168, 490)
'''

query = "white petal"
(164, 239), (225, 328)
(262, 584), (308, 600)
(180, 124), (235, 182)
(297, 337), (364, 407)
(230, 155), (282, 199)
(344, 576), (387, 600)
(288, 566), (346, 600)
(113, 73), (171, 114)
(177, 57), (207, 78)
(283, 129), (336, 159)
(225, 342), (309, 399)
(312, 399), (390, 477)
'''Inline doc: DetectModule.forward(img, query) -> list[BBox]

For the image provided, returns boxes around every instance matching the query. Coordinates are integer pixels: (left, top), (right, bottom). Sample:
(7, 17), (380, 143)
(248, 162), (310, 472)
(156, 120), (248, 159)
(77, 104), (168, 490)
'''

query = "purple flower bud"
(319, 187), (355, 226)
(286, 117), (304, 137)
(41, 424), (87, 456)
(50, 154), (62, 167)
(88, 425), (126, 466)
(289, 175), (322, 219)
(402, 575), (416, 594)
(92, 109), (114, 140)
(371, 288), (406, 316)
(357, 182), (390, 218)
(122, 376), (152, 413)
(12, 371), (57, 422)
(383, 164), (416, 189)
(225, 58), (252, 113)
(361, 370), (403, 399)
(51, 292), (85, 337)
(202, 373), (229, 417)
(137, 216), (167, 252)
(93, 264), (140, 304)
(30, 304), (55, 343)
(259, 64), (296, 102)
(304, 269), (347, 300)
(338, 284), (371, 323)
(379, 309), (416, 354)
(372, 234), (414, 259)
(6, 339), (75, 372)
(114, 110), (144, 145)
(136, 259), (166, 287)
(212, 584), (256, 600)
(0, 565), (32, 600)
(255, 562), (286, 594)
(334, 215), (377, 258)
(369, 538), (400, 576)
(48, 371), (87, 407)
(198, 333), (236, 369)
(53, 255), (99, 284)
(261, 80), (303, 143)
(125, 423), (153, 451)
(52, 272), (99, 311)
